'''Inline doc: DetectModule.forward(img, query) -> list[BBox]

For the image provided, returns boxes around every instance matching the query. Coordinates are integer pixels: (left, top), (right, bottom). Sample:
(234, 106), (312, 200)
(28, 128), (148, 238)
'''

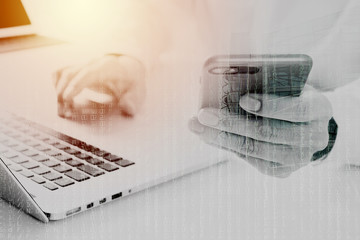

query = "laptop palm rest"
(0, 158), (48, 222)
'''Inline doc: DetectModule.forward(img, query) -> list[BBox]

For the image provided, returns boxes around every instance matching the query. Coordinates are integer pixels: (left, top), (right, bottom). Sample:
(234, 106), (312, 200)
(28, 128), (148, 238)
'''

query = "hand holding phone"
(191, 54), (334, 177)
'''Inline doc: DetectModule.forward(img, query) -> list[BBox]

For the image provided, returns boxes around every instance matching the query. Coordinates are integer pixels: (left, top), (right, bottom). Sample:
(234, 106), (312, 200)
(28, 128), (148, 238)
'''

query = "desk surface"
(1, 45), (360, 240)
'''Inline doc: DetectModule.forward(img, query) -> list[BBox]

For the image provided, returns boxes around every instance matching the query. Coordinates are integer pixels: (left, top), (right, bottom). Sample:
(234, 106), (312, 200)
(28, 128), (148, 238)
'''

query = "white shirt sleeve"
(323, 78), (360, 165)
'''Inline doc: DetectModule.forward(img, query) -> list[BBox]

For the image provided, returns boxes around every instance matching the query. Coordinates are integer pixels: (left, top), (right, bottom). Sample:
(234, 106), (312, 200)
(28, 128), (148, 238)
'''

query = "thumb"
(239, 94), (262, 112)
(240, 85), (333, 122)
(116, 80), (146, 116)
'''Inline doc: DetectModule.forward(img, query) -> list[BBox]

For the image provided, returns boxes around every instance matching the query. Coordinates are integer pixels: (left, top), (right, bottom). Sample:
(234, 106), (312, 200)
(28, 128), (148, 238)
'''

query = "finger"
(53, 66), (67, 87)
(239, 154), (306, 178)
(188, 118), (314, 165)
(211, 142), (296, 178)
(61, 68), (100, 103)
(239, 85), (333, 122)
(107, 74), (146, 116)
(198, 107), (329, 149)
(189, 118), (307, 178)
(57, 101), (74, 119)
(105, 57), (146, 116)
(54, 65), (82, 101)
(116, 82), (146, 116)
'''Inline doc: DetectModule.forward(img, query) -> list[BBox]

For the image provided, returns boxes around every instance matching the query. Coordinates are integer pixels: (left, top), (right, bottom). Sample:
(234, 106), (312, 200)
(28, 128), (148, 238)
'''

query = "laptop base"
(0, 34), (64, 53)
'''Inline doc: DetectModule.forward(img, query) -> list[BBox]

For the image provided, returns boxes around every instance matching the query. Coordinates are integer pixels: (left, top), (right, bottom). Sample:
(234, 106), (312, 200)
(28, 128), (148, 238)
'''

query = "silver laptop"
(0, 87), (227, 223)
(0, 7), (225, 221)
(0, 0), (62, 53)
(0, 74), (226, 222)
(0, 0), (226, 223)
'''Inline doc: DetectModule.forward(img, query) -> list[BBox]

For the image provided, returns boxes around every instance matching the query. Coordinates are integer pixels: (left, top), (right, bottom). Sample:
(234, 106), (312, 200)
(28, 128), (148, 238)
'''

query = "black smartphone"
(200, 54), (312, 114)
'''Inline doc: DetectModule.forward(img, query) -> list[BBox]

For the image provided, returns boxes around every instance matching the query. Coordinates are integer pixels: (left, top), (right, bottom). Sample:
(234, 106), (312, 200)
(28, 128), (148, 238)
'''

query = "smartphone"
(200, 54), (312, 114)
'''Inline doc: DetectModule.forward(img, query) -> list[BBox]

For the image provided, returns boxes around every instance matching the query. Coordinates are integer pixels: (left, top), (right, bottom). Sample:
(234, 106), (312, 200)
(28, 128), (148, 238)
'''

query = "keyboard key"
(32, 167), (50, 175)
(9, 164), (22, 172)
(65, 170), (90, 182)
(34, 145), (50, 151)
(53, 165), (72, 173)
(31, 154), (49, 162)
(13, 134), (26, 140)
(98, 163), (119, 172)
(43, 172), (62, 181)
(29, 132), (40, 137)
(10, 156), (29, 164)
(114, 159), (135, 167)
(86, 145), (98, 152)
(44, 139), (58, 145)
(42, 160), (60, 167)
(75, 153), (91, 160)
(78, 143), (93, 151)
(1, 158), (12, 166)
(71, 139), (82, 146)
(0, 135), (8, 142)
(12, 145), (28, 152)
(85, 157), (104, 165)
(103, 154), (122, 162)
(27, 141), (40, 147)
(43, 182), (58, 191)
(53, 143), (69, 150)
(22, 150), (39, 157)
(32, 176), (45, 184)
(0, 145), (8, 152)
(19, 128), (30, 134)
(67, 138), (81, 146)
(34, 134), (49, 141)
(6, 132), (20, 138)
(21, 161), (39, 169)
(58, 134), (73, 143)
(20, 170), (34, 178)
(54, 178), (74, 187)
(2, 151), (18, 159)
(2, 130), (12, 135)
(3, 141), (17, 147)
(94, 150), (110, 157)
(16, 136), (31, 143)
(9, 123), (21, 129)
(54, 154), (72, 162)
(64, 148), (80, 155)
(66, 159), (84, 167)
(45, 150), (61, 156)
(78, 165), (104, 177)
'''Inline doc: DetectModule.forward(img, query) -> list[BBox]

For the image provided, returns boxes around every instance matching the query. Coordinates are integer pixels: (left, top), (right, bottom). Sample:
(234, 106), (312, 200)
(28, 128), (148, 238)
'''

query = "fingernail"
(241, 96), (261, 112)
(198, 108), (220, 126)
(119, 99), (136, 116)
(188, 117), (205, 134)
(57, 103), (66, 118)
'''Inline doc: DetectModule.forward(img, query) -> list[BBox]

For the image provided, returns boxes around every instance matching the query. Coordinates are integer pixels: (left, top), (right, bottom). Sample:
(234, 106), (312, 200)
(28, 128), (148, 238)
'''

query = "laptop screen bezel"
(0, 25), (35, 38)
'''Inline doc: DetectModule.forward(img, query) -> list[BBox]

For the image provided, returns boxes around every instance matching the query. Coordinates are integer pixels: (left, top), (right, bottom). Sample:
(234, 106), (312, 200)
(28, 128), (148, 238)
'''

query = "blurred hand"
(189, 85), (333, 177)
(53, 55), (146, 118)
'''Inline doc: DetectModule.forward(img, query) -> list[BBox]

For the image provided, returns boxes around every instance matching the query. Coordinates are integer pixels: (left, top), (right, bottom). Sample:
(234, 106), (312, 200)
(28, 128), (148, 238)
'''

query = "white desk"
(0, 45), (359, 240)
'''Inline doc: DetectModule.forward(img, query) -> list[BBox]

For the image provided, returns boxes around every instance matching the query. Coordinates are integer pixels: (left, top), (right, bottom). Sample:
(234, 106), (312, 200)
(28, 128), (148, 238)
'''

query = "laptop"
(0, 5), (226, 220)
(0, 78), (228, 223)
(0, 0), (63, 53)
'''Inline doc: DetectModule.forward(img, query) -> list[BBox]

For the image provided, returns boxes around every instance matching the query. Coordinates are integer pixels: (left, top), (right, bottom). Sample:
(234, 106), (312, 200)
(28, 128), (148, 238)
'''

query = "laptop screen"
(0, 0), (31, 29)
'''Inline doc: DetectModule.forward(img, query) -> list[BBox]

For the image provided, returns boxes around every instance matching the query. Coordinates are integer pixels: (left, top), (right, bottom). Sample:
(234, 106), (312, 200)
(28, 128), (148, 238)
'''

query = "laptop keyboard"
(0, 113), (134, 191)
